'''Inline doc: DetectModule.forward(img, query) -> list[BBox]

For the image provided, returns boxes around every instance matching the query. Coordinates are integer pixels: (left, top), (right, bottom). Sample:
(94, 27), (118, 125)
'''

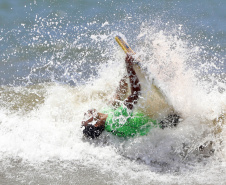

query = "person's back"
(103, 104), (158, 137)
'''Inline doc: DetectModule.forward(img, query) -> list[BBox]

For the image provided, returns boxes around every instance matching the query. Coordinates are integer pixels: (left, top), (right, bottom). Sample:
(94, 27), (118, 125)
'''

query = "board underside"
(115, 35), (173, 118)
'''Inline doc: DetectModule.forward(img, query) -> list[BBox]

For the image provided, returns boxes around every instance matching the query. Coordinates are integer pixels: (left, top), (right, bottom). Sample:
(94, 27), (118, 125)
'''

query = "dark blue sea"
(0, 0), (225, 184)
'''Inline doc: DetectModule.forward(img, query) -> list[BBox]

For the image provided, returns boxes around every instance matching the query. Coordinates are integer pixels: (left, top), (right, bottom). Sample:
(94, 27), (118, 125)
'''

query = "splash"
(0, 4), (226, 183)
(126, 22), (226, 164)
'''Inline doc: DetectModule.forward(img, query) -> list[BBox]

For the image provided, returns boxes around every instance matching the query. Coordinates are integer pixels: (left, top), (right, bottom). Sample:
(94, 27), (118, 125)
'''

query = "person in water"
(82, 55), (179, 139)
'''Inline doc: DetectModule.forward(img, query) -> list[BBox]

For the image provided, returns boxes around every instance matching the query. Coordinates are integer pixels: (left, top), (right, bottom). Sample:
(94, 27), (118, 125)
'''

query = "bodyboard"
(115, 35), (173, 118)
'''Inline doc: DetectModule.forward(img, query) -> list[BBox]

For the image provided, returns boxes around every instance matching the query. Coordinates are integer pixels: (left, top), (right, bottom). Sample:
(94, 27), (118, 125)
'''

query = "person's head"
(81, 109), (108, 139)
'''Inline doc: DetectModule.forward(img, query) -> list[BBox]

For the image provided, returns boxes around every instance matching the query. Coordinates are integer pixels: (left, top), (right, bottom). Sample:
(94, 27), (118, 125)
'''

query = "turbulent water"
(0, 0), (226, 184)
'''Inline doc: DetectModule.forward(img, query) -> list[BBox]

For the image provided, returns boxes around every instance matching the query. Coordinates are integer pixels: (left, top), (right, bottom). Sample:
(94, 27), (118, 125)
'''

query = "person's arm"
(123, 55), (141, 110)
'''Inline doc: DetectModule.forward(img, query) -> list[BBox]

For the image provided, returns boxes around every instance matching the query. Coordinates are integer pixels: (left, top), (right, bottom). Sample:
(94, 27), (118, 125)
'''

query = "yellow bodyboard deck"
(115, 36), (136, 55)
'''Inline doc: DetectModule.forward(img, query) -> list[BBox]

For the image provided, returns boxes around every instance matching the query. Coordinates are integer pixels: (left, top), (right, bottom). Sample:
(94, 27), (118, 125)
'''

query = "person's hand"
(125, 54), (134, 66)
(81, 109), (97, 127)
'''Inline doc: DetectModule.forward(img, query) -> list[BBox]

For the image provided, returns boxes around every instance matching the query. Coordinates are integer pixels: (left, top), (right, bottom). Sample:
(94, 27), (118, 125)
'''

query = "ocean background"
(0, 0), (226, 184)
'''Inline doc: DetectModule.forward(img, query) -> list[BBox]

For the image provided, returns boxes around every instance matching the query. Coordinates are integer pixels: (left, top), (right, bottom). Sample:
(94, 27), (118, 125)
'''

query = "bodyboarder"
(81, 54), (178, 139)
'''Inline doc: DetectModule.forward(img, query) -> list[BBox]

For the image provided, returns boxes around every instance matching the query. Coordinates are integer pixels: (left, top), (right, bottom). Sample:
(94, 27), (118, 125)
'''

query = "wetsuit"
(103, 105), (158, 137)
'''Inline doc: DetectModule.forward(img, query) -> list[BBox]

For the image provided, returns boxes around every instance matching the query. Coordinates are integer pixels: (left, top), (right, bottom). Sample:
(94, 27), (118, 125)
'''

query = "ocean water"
(0, 0), (226, 184)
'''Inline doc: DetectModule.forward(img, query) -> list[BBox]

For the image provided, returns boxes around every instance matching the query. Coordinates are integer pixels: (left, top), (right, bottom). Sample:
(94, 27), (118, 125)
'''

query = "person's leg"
(124, 55), (141, 110)
(115, 75), (128, 100)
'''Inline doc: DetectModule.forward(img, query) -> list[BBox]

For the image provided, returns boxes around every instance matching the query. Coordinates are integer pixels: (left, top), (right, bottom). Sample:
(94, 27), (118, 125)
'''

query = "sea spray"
(0, 0), (226, 184)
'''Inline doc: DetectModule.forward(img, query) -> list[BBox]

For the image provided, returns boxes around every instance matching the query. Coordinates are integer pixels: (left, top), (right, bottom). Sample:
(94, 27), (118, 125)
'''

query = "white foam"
(0, 24), (225, 185)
